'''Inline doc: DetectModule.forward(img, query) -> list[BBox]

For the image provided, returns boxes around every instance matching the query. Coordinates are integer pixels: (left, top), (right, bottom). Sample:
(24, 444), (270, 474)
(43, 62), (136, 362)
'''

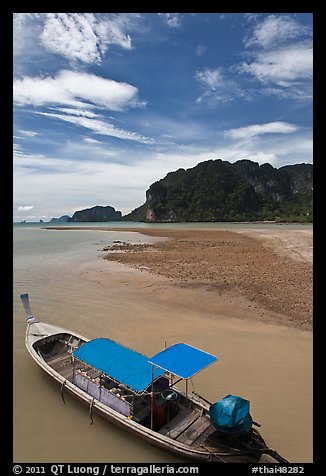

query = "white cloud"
(98, 15), (133, 50)
(195, 68), (224, 89)
(158, 13), (182, 28)
(194, 16), (312, 103)
(53, 108), (100, 118)
(13, 69), (144, 111)
(20, 130), (39, 137)
(13, 14), (44, 75)
(13, 69), (151, 145)
(247, 152), (278, 165)
(245, 15), (310, 49)
(13, 13), (138, 78)
(238, 43), (313, 87)
(36, 111), (154, 144)
(83, 137), (105, 144)
(17, 205), (34, 211)
(137, 114), (211, 144)
(224, 121), (298, 140)
(58, 70), (144, 110)
(237, 15), (312, 98)
(195, 67), (250, 104)
(195, 45), (206, 56)
(41, 13), (132, 64)
(244, 14), (259, 22)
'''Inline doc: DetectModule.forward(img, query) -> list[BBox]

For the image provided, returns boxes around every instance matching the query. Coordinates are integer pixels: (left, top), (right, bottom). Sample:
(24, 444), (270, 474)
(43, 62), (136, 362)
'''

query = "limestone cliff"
(125, 159), (313, 223)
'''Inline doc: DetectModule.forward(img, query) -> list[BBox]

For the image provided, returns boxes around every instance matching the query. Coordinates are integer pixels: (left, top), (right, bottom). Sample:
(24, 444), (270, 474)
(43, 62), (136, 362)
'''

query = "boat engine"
(209, 394), (253, 434)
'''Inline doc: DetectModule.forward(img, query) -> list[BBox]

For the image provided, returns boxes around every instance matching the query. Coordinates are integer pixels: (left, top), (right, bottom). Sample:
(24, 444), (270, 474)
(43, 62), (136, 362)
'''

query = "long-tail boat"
(20, 293), (289, 463)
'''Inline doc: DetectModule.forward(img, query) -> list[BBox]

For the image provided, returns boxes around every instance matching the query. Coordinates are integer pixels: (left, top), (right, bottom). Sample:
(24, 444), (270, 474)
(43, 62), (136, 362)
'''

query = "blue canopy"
(149, 343), (218, 379)
(73, 338), (165, 393)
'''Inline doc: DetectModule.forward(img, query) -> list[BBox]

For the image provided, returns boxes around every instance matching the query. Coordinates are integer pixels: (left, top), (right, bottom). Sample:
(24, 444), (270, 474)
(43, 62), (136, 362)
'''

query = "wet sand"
(14, 225), (313, 463)
(100, 227), (313, 330)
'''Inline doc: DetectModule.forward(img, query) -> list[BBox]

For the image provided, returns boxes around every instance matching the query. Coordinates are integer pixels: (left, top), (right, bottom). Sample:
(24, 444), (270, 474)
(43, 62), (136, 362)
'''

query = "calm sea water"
(13, 222), (313, 463)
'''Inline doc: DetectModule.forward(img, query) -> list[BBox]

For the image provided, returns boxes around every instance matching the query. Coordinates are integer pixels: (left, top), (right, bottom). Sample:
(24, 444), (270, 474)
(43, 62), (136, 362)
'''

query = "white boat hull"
(25, 319), (222, 462)
(22, 296), (287, 464)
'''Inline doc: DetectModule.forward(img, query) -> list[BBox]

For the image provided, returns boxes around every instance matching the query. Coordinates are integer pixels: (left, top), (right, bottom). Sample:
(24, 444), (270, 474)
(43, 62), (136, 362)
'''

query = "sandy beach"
(96, 226), (312, 331)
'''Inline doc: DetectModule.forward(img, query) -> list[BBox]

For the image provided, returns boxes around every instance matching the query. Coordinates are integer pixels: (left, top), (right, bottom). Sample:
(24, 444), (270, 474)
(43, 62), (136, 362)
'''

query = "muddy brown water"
(13, 225), (312, 463)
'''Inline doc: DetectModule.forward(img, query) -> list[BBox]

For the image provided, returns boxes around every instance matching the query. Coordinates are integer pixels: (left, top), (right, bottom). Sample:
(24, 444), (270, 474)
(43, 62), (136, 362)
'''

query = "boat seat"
(102, 380), (116, 390)
(87, 369), (101, 379)
(158, 408), (200, 438)
(61, 366), (74, 381)
(47, 352), (71, 366)
(176, 416), (212, 445)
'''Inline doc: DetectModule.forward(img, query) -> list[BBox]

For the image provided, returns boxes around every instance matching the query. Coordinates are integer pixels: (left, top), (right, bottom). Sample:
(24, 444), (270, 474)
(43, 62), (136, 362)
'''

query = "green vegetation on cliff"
(125, 159), (312, 223)
(69, 205), (122, 222)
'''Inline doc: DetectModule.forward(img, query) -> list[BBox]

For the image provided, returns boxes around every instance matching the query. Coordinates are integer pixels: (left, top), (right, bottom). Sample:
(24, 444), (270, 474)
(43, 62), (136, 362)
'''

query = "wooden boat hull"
(24, 317), (282, 463)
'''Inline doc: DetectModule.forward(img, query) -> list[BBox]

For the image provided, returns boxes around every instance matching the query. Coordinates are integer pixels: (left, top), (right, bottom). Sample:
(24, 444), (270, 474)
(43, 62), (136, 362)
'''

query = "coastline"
(46, 225), (312, 331)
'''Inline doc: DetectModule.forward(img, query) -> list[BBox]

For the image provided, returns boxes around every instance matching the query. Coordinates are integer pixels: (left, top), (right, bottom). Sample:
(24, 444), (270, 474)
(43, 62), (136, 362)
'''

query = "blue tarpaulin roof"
(149, 343), (218, 379)
(73, 338), (166, 393)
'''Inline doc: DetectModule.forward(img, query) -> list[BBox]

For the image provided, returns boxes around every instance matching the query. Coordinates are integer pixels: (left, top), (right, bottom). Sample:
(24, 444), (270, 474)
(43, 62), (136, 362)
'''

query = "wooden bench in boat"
(47, 352), (71, 369)
(60, 364), (74, 381)
(176, 415), (212, 445)
(158, 408), (200, 439)
(103, 380), (116, 391)
(86, 369), (101, 379)
(191, 424), (216, 448)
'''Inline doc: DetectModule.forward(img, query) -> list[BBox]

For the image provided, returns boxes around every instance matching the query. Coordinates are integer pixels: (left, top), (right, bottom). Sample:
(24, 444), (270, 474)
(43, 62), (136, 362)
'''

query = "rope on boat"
(201, 445), (229, 463)
(61, 380), (66, 404)
(192, 390), (212, 406)
(89, 398), (95, 425)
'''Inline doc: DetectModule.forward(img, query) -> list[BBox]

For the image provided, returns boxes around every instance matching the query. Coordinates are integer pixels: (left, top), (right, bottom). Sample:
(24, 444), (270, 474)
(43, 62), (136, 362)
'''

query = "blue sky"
(13, 13), (313, 221)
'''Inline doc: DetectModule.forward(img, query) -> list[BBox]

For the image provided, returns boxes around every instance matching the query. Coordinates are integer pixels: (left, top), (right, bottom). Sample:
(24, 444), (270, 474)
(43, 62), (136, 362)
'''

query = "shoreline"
(45, 225), (312, 331)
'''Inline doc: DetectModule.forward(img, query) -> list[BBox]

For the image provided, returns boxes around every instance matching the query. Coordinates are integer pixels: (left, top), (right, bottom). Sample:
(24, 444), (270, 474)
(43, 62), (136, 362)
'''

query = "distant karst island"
(50, 159), (313, 224)
(50, 206), (122, 223)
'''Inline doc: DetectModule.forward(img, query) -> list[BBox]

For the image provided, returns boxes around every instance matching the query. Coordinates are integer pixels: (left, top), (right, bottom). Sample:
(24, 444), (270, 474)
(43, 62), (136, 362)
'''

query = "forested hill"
(68, 205), (122, 222)
(125, 159), (313, 223)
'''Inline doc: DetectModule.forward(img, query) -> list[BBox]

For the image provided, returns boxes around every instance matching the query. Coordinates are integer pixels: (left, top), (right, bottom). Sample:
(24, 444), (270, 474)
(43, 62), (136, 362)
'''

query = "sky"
(13, 12), (313, 222)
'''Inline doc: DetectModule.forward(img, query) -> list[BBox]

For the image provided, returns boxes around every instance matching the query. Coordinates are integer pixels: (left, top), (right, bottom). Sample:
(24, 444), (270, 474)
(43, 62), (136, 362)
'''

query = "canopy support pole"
(150, 365), (154, 430)
(72, 357), (75, 382)
(170, 376), (182, 387)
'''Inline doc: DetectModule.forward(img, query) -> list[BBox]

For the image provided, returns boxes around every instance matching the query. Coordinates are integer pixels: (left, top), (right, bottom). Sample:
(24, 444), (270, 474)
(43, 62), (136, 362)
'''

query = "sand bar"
(46, 225), (312, 330)
(101, 227), (313, 330)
